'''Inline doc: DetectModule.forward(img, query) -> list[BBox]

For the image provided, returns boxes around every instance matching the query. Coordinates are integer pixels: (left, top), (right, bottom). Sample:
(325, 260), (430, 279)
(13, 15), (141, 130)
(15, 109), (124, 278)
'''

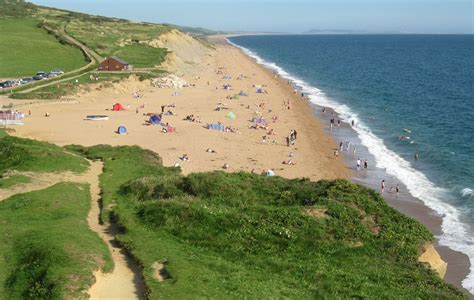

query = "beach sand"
(4, 37), (348, 181)
(1, 35), (470, 297)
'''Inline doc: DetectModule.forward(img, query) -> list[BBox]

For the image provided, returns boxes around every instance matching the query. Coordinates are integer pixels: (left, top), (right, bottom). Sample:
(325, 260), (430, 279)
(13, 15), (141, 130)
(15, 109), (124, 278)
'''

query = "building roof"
(108, 56), (129, 65)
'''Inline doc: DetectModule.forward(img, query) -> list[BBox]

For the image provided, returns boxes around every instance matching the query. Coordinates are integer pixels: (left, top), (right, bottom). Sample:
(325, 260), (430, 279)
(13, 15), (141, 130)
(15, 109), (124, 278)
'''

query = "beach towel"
(253, 117), (266, 124)
(208, 124), (225, 131)
(226, 112), (236, 119)
(167, 126), (175, 133)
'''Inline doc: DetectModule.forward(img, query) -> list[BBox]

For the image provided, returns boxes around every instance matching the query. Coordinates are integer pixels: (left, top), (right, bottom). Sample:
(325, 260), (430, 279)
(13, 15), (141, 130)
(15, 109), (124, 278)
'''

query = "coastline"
(1, 32), (470, 296)
(223, 35), (472, 296)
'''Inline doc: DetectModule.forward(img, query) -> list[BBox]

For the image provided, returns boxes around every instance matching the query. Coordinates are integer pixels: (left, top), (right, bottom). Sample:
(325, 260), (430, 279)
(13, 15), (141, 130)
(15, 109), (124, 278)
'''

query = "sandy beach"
(1, 35), (471, 297)
(3, 36), (348, 181)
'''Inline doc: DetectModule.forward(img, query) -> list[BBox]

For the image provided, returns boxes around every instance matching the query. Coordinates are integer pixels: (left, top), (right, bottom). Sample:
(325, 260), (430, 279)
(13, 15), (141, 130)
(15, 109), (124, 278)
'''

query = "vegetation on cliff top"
(68, 144), (466, 299)
(0, 131), (111, 298)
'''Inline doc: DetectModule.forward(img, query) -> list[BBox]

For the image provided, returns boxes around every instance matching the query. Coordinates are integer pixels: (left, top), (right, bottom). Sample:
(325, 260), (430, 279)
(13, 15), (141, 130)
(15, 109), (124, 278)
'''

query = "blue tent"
(149, 115), (161, 125)
(117, 126), (128, 134)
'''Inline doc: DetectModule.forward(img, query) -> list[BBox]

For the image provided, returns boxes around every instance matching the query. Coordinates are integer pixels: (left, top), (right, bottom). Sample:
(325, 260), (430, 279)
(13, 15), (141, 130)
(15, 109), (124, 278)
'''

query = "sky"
(31, 0), (474, 34)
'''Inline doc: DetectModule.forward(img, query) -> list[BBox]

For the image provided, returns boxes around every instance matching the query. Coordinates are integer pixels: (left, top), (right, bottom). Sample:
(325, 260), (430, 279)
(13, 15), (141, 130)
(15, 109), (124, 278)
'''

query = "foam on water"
(227, 37), (474, 293)
(461, 188), (473, 198)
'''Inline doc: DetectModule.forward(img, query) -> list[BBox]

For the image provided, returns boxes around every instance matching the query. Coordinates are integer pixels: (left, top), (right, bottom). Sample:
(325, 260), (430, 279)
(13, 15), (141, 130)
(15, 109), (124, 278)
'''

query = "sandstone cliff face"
(419, 243), (448, 279)
(145, 29), (214, 75)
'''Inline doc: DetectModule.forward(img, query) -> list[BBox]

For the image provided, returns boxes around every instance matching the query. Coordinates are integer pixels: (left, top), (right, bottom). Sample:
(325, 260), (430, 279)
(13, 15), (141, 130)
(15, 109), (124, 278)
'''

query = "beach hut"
(149, 115), (161, 125)
(112, 103), (125, 111)
(117, 126), (128, 135)
(226, 112), (236, 119)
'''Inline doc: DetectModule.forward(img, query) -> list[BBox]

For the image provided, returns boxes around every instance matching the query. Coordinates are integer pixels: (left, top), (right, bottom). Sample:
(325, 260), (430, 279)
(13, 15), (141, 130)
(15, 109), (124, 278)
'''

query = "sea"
(228, 34), (474, 293)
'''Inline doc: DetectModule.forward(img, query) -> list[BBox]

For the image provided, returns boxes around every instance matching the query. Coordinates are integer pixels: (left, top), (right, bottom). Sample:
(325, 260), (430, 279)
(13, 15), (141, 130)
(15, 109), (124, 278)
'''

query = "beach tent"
(265, 169), (275, 177)
(149, 115), (161, 125)
(256, 88), (264, 94)
(117, 126), (128, 134)
(112, 103), (125, 111)
(226, 112), (236, 119)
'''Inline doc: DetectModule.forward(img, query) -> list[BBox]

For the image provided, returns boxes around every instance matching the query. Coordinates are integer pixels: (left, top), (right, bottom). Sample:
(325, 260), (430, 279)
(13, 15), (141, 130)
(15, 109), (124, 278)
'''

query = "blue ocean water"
(229, 34), (474, 292)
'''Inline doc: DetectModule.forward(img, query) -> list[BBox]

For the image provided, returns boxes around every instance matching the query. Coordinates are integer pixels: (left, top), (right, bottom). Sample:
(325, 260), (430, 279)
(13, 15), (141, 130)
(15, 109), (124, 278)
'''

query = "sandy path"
(0, 163), (145, 299)
(86, 161), (146, 300)
(0, 170), (92, 202)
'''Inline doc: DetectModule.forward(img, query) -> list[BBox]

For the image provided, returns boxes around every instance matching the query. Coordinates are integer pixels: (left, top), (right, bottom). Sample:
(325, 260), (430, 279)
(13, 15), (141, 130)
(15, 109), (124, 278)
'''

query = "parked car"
(46, 72), (58, 78)
(36, 71), (47, 78)
(32, 75), (43, 81)
(4, 80), (15, 87)
(50, 69), (64, 75)
(0, 82), (6, 89)
(20, 77), (34, 84)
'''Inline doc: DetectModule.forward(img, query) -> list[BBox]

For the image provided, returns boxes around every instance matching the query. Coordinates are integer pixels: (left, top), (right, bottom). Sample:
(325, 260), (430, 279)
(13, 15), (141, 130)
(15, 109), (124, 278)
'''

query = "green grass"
(0, 130), (89, 175)
(64, 19), (171, 58)
(67, 144), (466, 299)
(0, 182), (113, 298)
(0, 175), (31, 189)
(112, 44), (168, 68)
(9, 71), (162, 100)
(10, 72), (132, 99)
(0, 19), (87, 78)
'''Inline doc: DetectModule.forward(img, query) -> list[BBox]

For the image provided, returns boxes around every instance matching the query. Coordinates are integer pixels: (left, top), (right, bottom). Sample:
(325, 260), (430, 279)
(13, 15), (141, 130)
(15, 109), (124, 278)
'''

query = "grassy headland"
(0, 182), (112, 298)
(0, 18), (86, 78)
(0, 130), (88, 175)
(0, 130), (112, 298)
(67, 144), (466, 299)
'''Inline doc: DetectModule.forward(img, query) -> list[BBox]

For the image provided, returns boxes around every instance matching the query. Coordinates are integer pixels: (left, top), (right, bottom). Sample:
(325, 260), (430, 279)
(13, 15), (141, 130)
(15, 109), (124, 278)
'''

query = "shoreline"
(222, 36), (472, 296)
(1, 33), (470, 296)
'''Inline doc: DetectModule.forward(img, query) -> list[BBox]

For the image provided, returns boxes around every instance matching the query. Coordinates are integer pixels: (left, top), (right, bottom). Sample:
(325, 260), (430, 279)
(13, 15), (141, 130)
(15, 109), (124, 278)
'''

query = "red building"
(98, 56), (131, 71)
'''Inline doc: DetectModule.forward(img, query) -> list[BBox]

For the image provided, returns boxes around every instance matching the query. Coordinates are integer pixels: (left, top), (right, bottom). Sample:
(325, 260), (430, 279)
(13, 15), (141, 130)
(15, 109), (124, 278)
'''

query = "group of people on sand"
(184, 114), (202, 123)
(381, 179), (400, 197)
(282, 152), (296, 165)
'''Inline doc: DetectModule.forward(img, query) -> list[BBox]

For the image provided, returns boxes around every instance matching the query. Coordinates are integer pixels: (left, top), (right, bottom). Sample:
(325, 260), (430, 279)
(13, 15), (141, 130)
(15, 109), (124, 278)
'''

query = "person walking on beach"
(352, 146), (357, 158)
(381, 180), (385, 193)
(356, 158), (361, 171)
(364, 159), (368, 170)
(339, 142), (343, 151)
(396, 184), (400, 198)
(334, 150), (339, 158)
(415, 152), (420, 160)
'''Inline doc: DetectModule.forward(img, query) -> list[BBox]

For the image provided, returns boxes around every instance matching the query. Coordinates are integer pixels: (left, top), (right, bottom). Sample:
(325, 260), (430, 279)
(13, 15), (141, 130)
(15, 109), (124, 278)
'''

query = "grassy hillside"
(0, 182), (112, 298)
(0, 130), (89, 175)
(0, 0), (172, 79)
(67, 144), (466, 299)
(0, 130), (112, 298)
(0, 18), (86, 77)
